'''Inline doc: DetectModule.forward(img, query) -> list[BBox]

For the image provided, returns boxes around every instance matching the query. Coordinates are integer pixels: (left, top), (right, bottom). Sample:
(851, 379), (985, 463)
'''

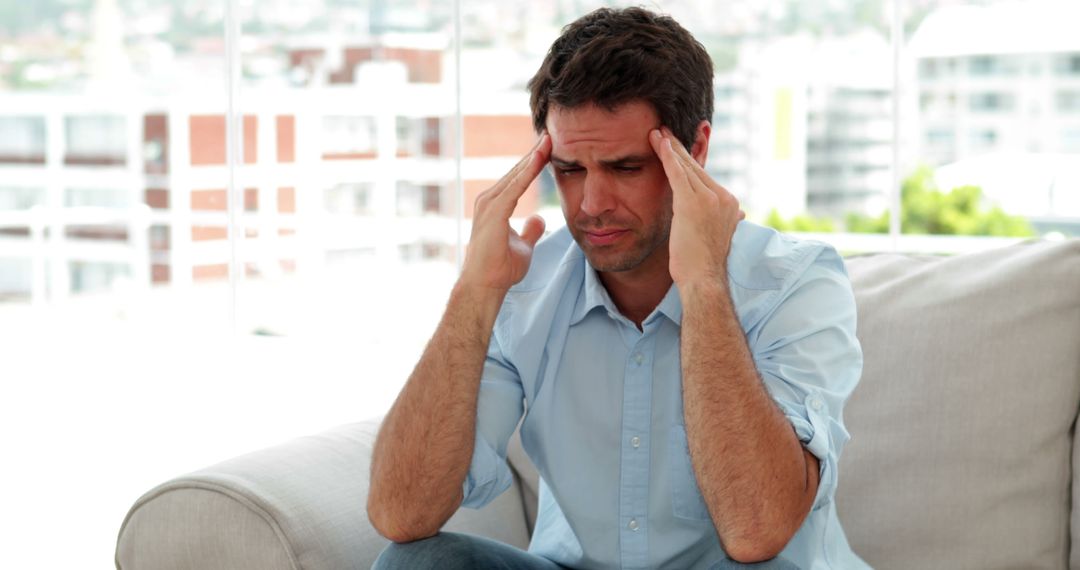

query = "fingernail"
(650, 129), (660, 139)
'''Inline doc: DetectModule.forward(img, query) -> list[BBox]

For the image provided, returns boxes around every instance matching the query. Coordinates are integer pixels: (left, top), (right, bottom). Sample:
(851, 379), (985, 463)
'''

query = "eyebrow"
(550, 154), (653, 168)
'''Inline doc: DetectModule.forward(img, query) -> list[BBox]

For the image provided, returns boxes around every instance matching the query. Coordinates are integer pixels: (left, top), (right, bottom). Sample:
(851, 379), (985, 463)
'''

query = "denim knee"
(712, 555), (801, 570)
(372, 532), (491, 570)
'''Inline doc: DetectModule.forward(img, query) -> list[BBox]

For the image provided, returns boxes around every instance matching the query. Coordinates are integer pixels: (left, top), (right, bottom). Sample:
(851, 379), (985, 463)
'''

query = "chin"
(583, 249), (645, 273)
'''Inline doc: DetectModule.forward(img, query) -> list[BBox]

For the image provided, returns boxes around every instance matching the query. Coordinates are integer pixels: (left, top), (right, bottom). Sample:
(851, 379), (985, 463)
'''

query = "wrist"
(678, 277), (731, 310)
(678, 273), (729, 296)
(449, 280), (508, 323)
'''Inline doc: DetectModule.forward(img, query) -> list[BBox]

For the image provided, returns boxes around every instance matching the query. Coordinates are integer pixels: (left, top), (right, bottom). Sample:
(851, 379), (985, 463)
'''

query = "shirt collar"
(570, 263), (613, 326)
(653, 282), (683, 327)
(570, 261), (684, 327)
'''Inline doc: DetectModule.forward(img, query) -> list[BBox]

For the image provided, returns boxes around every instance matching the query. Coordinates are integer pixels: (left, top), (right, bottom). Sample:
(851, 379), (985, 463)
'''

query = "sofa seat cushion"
(838, 239), (1080, 569)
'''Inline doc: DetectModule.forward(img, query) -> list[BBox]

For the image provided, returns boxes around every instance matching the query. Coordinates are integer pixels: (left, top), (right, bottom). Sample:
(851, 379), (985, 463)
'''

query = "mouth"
(582, 228), (629, 246)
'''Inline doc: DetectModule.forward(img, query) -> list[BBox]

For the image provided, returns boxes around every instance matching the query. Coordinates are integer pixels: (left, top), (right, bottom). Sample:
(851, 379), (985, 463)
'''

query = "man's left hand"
(649, 127), (744, 288)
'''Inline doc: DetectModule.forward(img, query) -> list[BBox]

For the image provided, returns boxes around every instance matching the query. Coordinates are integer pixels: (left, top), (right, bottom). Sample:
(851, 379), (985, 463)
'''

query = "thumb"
(520, 214), (546, 247)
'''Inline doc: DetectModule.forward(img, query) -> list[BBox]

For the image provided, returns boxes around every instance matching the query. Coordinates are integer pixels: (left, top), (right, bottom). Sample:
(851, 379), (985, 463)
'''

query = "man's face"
(546, 101), (672, 274)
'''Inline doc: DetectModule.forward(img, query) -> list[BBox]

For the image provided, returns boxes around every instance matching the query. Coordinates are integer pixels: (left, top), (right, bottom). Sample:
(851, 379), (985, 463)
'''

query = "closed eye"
(613, 166), (641, 173)
(555, 167), (583, 176)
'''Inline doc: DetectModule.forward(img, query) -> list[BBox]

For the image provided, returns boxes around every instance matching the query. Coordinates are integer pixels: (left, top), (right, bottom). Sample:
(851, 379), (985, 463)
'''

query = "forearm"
(680, 280), (817, 562)
(367, 283), (506, 543)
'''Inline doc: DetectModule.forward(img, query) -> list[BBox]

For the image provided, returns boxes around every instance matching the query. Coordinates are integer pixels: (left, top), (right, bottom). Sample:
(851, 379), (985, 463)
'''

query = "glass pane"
(0, 0), (230, 566)
(904, 0), (1079, 240)
(234, 0), (461, 420)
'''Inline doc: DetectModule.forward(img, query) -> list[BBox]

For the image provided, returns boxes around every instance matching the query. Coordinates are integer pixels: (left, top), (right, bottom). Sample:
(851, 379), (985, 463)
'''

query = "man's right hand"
(368, 135), (550, 543)
(459, 133), (552, 292)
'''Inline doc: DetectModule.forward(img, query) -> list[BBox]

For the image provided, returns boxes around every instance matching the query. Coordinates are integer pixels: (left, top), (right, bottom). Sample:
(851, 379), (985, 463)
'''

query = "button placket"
(618, 336), (653, 568)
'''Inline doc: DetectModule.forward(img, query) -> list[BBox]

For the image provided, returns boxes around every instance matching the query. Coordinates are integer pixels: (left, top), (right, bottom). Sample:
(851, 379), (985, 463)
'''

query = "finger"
(503, 133), (551, 203)
(660, 127), (714, 192)
(519, 214), (546, 247)
(650, 129), (695, 196)
(476, 135), (549, 216)
(494, 134), (549, 194)
(661, 127), (738, 202)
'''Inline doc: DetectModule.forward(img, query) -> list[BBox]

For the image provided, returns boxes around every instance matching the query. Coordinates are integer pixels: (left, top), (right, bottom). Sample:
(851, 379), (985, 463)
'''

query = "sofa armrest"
(115, 420), (533, 570)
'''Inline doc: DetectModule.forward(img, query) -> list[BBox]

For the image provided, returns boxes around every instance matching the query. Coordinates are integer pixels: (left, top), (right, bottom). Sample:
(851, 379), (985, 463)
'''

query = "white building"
(911, 2), (1080, 162)
(910, 1), (1080, 226)
(710, 32), (893, 221)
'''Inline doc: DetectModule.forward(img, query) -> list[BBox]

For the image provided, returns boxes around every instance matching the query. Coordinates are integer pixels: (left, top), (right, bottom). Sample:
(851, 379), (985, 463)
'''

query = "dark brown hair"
(527, 7), (714, 149)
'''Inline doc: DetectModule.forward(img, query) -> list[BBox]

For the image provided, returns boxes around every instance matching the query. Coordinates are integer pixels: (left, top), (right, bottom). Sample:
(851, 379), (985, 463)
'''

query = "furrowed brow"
(599, 154), (652, 168)
(550, 156), (580, 168)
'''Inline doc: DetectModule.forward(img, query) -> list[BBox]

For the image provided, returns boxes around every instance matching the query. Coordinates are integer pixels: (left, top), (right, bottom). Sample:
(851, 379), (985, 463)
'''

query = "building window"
(969, 92), (1014, 113)
(0, 187), (43, 210)
(69, 261), (130, 294)
(422, 184), (441, 214)
(143, 114), (168, 175)
(926, 128), (955, 146)
(1063, 129), (1080, 152)
(65, 115), (126, 166)
(969, 129), (998, 150)
(64, 188), (128, 208)
(1056, 91), (1080, 113)
(968, 56), (995, 76)
(1057, 53), (1080, 76)
(396, 182), (423, 216)
(322, 116), (377, 159)
(0, 116), (46, 164)
(919, 60), (939, 80)
(324, 183), (372, 215)
(396, 116), (418, 157)
(421, 117), (441, 157)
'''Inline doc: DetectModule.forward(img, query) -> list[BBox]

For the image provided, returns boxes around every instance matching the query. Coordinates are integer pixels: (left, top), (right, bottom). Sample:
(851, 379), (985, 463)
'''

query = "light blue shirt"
(461, 222), (869, 570)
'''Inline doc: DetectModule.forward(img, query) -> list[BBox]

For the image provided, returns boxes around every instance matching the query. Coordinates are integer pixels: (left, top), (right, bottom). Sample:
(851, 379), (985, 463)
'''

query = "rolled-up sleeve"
(460, 327), (526, 509)
(751, 248), (862, 511)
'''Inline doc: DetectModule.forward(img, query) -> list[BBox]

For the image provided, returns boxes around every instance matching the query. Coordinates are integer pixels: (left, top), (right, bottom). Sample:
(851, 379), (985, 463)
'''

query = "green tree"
(846, 166), (1035, 237)
(764, 208), (836, 233)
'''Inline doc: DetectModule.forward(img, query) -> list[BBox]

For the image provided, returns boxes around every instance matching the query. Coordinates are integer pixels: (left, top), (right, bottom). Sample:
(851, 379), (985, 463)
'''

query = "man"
(368, 7), (867, 569)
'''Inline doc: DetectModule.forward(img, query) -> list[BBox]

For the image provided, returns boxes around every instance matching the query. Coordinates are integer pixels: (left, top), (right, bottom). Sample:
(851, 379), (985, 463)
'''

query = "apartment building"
(0, 42), (539, 303)
(909, 2), (1080, 228)
(911, 2), (1080, 164)
(709, 32), (893, 221)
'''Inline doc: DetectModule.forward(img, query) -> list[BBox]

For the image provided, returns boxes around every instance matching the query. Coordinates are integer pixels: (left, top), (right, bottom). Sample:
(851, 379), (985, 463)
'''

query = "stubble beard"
(572, 211), (672, 273)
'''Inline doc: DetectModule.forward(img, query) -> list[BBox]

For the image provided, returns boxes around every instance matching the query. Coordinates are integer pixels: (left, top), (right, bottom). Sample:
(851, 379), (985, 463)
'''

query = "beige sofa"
(115, 239), (1080, 569)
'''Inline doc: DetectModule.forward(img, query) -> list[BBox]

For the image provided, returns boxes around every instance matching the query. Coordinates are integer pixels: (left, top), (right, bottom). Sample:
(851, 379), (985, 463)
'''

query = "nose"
(580, 173), (616, 217)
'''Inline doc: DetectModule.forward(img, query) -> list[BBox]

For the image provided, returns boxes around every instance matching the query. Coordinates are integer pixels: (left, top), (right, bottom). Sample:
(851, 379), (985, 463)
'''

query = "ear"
(690, 120), (711, 167)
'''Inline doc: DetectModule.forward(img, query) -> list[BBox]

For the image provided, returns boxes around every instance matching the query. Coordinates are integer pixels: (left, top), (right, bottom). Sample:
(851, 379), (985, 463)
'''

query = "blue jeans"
(372, 532), (800, 569)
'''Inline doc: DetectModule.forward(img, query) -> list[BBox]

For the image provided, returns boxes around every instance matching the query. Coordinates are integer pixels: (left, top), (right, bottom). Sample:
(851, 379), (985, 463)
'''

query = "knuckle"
(474, 193), (492, 211)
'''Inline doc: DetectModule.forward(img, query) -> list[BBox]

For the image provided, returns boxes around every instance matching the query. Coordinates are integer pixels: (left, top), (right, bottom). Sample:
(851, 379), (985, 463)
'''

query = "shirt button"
(628, 518), (639, 531)
(632, 352), (644, 365)
(631, 436), (641, 448)
(810, 397), (824, 412)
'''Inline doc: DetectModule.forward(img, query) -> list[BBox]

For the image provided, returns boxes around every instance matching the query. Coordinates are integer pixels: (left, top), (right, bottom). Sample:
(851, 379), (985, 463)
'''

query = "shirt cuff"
(779, 392), (844, 511)
(460, 431), (514, 510)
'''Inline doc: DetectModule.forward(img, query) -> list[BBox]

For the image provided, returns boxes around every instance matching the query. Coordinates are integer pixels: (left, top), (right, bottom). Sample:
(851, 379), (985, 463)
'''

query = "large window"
(1, 1), (1077, 567)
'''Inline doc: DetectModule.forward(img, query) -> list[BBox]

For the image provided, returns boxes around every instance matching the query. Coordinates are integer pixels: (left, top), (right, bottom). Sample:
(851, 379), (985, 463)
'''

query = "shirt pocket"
(669, 424), (712, 521)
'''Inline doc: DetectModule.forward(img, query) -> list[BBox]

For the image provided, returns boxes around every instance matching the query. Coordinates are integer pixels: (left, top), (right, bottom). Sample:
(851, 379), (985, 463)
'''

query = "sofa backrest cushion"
(838, 240), (1080, 569)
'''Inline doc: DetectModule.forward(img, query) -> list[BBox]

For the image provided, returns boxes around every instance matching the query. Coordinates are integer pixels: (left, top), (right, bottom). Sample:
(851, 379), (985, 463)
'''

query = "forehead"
(545, 101), (660, 157)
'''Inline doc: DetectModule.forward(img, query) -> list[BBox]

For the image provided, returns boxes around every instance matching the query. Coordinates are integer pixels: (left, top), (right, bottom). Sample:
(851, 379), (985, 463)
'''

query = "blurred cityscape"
(1, 0), (1078, 306)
